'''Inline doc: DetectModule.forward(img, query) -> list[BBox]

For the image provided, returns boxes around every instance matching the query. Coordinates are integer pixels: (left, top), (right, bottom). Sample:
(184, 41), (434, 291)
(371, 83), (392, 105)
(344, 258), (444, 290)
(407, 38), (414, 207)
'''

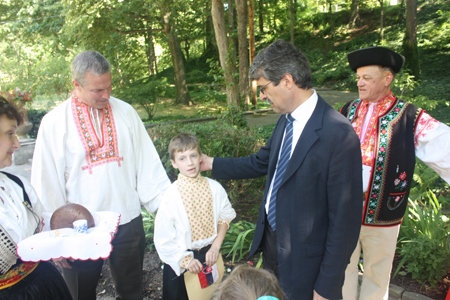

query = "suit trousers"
(62, 215), (146, 300)
(342, 224), (400, 300)
(262, 218), (279, 277)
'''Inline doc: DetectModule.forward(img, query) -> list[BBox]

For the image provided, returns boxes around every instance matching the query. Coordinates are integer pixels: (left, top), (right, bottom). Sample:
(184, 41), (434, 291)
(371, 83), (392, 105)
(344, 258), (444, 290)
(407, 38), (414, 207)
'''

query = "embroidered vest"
(341, 97), (423, 226)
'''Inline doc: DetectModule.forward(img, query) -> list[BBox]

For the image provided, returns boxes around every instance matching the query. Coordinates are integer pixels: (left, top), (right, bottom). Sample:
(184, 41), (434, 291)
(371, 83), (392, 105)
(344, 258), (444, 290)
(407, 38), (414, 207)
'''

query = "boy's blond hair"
(211, 265), (285, 300)
(169, 133), (202, 160)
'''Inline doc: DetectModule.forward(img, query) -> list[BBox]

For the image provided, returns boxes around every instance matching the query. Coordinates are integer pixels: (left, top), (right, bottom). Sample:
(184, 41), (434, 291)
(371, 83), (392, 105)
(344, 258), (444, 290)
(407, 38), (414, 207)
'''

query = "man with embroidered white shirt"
(201, 39), (363, 300)
(31, 51), (171, 300)
(340, 46), (450, 300)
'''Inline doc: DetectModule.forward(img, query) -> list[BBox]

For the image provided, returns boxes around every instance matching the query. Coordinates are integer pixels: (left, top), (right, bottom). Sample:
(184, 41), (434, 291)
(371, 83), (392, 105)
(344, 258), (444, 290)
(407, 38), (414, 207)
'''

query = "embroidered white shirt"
(0, 173), (43, 244)
(31, 96), (171, 225)
(414, 111), (450, 184)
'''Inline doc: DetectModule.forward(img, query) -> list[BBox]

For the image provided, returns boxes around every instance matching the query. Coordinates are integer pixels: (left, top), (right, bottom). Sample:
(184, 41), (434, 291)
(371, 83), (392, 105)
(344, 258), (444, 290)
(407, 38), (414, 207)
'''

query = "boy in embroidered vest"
(339, 46), (450, 300)
(154, 133), (236, 300)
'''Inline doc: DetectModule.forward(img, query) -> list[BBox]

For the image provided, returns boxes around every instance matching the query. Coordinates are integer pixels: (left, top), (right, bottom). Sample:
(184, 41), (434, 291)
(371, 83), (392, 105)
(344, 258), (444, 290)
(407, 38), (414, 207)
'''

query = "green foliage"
(396, 235), (450, 286)
(395, 192), (450, 286)
(149, 121), (267, 182)
(221, 221), (256, 263)
(218, 105), (247, 129)
(27, 108), (48, 139)
(142, 209), (156, 252)
(409, 159), (449, 201)
(117, 77), (170, 121)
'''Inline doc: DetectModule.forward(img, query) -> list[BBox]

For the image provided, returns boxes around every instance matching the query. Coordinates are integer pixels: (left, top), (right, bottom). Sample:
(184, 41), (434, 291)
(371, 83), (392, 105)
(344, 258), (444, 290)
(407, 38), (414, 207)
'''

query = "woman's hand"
(52, 257), (73, 269)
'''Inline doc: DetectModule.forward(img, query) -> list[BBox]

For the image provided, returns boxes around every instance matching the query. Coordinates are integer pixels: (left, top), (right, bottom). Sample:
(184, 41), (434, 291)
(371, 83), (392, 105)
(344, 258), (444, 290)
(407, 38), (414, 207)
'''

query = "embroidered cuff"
(218, 219), (230, 230)
(181, 254), (193, 269)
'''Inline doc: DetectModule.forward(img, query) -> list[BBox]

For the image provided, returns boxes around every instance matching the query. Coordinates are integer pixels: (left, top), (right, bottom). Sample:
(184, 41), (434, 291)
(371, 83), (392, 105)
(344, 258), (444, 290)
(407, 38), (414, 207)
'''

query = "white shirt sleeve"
(415, 112), (450, 184)
(154, 185), (193, 276)
(129, 108), (171, 213)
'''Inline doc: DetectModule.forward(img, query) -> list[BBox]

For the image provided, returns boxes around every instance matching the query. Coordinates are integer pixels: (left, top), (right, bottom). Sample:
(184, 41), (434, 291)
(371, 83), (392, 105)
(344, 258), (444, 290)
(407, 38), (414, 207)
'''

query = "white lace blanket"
(17, 211), (120, 262)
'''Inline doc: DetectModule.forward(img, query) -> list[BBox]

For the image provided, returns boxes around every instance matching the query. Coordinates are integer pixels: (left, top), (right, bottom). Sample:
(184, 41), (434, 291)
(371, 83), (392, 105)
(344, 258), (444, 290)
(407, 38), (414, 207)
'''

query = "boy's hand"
(205, 247), (220, 267)
(200, 154), (214, 171)
(188, 258), (203, 274)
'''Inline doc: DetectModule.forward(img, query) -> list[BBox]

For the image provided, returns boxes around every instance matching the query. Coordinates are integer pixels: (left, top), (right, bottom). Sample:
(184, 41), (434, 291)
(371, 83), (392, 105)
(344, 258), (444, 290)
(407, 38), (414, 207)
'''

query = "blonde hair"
(211, 265), (285, 300)
(168, 133), (202, 160)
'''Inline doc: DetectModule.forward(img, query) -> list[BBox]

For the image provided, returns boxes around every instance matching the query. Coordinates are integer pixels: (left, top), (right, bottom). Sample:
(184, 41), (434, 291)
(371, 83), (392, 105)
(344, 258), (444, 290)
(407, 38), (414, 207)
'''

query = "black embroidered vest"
(341, 97), (423, 226)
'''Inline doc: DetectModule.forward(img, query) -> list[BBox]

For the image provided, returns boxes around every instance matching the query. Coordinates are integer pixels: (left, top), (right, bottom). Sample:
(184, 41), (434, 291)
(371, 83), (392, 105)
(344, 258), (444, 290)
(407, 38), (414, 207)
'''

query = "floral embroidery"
(349, 93), (396, 166)
(393, 172), (408, 192)
(414, 112), (440, 147)
(71, 93), (123, 174)
(363, 99), (408, 224)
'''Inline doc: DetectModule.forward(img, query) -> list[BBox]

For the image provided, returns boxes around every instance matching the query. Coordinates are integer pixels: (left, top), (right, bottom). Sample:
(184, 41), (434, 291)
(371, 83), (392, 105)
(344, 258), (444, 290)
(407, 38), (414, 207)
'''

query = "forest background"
(2, 0), (450, 297)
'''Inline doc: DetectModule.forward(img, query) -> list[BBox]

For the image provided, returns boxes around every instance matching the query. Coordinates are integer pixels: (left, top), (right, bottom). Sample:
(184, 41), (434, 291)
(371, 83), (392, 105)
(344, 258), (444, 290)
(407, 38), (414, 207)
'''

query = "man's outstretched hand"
(200, 154), (214, 172)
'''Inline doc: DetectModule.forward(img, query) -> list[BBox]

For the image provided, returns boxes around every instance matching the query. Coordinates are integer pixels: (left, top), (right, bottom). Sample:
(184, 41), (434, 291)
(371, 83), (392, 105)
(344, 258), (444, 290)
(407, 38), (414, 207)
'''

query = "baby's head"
(211, 265), (284, 300)
(50, 203), (95, 230)
(169, 134), (203, 178)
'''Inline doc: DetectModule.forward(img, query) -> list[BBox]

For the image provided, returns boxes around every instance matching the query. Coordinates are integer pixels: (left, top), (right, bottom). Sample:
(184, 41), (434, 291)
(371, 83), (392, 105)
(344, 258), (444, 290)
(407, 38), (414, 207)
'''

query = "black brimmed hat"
(347, 46), (405, 73)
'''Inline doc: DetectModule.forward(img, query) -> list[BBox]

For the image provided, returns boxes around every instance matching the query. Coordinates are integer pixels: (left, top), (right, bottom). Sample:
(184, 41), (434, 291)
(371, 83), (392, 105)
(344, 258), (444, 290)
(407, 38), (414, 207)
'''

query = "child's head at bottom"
(211, 265), (284, 300)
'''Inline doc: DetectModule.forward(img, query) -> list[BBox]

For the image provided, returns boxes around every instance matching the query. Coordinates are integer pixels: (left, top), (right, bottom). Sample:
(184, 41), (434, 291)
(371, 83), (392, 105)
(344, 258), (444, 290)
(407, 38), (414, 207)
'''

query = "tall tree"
(162, 11), (192, 105)
(235, 0), (250, 106)
(402, 0), (420, 79)
(349, 0), (360, 27)
(211, 0), (239, 106)
(227, 0), (237, 63)
(290, 0), (295, 44)
(249, 0), (257, 105)
(379, 0), (384, 40)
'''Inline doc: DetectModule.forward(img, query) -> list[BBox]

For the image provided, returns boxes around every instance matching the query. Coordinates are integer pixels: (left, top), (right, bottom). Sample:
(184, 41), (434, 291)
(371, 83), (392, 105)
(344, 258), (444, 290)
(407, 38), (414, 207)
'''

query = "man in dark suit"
(201, 39), (362, 300)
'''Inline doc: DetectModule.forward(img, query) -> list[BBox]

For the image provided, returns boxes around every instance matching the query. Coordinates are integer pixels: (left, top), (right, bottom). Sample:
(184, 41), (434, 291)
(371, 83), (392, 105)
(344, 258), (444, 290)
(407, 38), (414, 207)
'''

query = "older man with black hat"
(340, 46), (450, 299)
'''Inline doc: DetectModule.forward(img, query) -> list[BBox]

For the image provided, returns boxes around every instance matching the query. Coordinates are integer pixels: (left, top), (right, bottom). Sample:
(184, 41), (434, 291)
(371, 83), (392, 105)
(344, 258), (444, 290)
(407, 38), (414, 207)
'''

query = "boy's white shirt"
(154, 177), (236, 276)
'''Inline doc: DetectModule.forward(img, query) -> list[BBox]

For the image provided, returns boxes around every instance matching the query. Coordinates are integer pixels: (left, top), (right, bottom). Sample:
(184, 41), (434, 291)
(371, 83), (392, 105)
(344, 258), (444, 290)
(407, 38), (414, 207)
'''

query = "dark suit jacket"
(213, 96), (362, 300)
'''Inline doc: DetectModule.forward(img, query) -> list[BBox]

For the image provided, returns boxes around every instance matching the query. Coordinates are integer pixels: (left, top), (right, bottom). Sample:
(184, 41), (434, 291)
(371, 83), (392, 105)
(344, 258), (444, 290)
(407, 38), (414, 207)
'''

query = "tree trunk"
(227, 0), (237, 63)
(329, 2), (334, 39)
(402, 0), (420, 78)
(258, 0), (264, 33)
(290, 0), (295, 44)
(163, 13), (191, 105)
(379, 0), (384, 40)
(235, 0), (250, 106)
(145, 30), (156, 76)
(249, 0), (257, 105)
(349, 0), (360, 27)
(211, 0), (240, 106)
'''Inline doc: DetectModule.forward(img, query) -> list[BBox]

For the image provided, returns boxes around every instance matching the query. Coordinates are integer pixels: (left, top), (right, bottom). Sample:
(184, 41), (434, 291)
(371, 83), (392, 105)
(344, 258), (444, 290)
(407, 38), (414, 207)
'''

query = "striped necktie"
(267, 114), (295, 231)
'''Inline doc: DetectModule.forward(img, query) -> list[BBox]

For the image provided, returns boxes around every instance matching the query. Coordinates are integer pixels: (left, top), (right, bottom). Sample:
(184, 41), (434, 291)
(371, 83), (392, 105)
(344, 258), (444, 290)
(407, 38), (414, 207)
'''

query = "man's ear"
(170, 159), (178, 169)
(282, 73), (295, 90)
(385, 72), (394, 87)
(72, 79), (81, 89)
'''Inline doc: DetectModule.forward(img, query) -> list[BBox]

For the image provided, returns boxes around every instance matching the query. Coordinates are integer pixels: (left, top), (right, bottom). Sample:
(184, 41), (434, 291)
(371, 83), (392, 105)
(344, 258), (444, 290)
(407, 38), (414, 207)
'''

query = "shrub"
(27, 109), (48, 139)
(221, 221), (256, 263)
(395, 192), (450, 286)
(142, 209), (156, 252)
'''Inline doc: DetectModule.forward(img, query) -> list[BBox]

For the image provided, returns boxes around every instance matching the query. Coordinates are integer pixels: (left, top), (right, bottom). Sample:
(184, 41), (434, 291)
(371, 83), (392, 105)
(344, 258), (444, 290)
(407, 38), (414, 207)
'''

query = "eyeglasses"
(258, 81), (272, 95)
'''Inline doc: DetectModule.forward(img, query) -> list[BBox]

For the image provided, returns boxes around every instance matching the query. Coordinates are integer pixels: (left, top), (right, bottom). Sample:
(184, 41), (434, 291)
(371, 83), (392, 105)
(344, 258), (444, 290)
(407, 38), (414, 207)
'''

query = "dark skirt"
(0, 261), (73, 300)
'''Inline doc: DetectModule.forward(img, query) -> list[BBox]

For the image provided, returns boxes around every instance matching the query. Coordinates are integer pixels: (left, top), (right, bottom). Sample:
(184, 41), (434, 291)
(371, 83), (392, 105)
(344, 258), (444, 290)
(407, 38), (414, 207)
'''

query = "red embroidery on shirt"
(352, 93), (396, 166)
(71, 93), (123, 174)
(414, 112), (440, 147)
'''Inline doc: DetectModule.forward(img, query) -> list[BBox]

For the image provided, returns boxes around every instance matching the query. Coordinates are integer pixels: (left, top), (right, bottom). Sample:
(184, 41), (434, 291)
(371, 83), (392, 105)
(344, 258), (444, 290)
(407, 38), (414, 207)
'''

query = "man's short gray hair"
(250, 39), (312, 90)
(71, 51), (111, 87)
